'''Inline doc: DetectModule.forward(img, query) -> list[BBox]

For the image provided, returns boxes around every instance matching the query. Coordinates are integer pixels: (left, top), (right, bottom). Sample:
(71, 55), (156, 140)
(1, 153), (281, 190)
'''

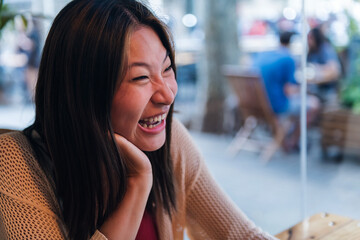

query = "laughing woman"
(0, 0), (277, 239)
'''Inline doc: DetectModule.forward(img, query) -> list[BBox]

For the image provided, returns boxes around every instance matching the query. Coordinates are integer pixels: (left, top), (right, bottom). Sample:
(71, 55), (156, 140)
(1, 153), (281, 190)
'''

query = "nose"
(151, 78), (177, 105)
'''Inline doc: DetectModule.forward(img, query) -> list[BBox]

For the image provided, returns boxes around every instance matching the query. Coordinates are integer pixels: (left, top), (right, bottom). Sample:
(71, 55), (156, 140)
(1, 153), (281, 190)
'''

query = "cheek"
(110, 107), (126, 135)
(110, 97), (141, 135)
(170, 78), (178, 97)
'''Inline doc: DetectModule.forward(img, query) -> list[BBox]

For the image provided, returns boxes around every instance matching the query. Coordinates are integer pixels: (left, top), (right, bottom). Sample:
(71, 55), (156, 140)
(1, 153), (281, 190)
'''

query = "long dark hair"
(25, 0), (176, 239)
(308, 27), (326, 53)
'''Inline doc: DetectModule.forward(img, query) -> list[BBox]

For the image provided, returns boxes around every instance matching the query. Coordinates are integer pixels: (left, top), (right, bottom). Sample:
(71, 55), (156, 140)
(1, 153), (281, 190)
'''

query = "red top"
(135, 210), (159, 240)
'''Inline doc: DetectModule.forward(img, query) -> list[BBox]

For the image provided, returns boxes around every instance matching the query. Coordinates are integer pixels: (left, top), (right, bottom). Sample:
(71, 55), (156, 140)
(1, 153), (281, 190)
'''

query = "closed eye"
(164, 64), (173, 72)
(132, 75), (148, 81)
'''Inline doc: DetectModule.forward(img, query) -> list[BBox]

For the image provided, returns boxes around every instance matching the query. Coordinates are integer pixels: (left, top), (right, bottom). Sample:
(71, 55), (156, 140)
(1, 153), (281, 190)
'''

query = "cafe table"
(275, 213), (360, 240)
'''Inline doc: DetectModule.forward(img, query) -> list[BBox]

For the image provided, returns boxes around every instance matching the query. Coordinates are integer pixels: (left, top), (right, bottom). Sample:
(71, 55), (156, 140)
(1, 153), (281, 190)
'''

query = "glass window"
(1, 0), (360, 238)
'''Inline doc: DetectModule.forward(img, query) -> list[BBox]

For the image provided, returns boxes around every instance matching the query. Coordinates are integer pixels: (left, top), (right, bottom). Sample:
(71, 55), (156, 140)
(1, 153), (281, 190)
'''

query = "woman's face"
(307, 32), (315, 51)
(111, 26), (177, 151)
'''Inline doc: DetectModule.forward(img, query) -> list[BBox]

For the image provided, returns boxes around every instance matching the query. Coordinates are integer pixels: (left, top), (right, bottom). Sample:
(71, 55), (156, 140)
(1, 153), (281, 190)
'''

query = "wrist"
(127, 172), (153, 192)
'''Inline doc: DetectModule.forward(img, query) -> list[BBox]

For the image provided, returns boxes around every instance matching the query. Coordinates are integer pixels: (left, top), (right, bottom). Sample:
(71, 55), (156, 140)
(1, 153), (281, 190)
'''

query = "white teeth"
(140, 113), (167, 128)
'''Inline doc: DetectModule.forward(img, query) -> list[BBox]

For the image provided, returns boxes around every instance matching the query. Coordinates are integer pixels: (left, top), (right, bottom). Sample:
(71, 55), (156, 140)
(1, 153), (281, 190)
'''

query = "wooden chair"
(222, 65), (287, 162)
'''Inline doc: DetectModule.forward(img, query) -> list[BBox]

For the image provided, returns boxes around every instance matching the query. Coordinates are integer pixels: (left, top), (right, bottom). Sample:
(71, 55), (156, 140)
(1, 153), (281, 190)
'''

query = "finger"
(113, 134), (146, 159)
(113, 133), (152, 175)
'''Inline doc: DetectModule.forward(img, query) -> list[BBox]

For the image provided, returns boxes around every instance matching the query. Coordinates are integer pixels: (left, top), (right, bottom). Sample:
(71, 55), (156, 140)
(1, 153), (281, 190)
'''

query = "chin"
(140, 143), (165, 152)
(138, 138), (166, 152)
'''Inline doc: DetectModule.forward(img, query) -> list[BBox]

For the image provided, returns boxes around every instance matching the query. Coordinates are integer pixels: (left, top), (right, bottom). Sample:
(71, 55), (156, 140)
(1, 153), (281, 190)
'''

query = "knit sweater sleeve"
(0, 132), (108, 240)
(171, 119), (277, 240)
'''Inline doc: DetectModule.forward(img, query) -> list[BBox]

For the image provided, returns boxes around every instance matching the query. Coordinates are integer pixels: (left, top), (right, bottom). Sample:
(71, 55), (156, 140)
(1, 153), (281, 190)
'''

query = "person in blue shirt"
(254, 31), (298, 115)
(254, 31), (320, 151)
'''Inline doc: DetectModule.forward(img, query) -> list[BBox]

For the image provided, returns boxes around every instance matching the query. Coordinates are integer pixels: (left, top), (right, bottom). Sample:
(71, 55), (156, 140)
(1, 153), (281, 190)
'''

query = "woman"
(0, 0), (277, 239)
(307, 27), (341, 103)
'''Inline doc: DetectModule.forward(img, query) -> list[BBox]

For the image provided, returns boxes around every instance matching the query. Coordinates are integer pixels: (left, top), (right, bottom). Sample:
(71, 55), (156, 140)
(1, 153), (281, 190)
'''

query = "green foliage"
(0, 3), (48, 34)
(347, 12), (360, 39)
(340, 58), (360, 114)
(0, 5), (18, 32)
(340, 7), (360, 114)
(341, 75), (360, 114)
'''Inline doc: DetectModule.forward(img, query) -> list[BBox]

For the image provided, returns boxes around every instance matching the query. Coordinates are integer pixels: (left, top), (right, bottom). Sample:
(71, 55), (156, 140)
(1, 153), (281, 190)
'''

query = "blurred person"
(307, 26), (341, 103)
(24, 17), (42, 102)
(0, 0), (278, 239)
(254, 31), (320, 151)
(16, 16), (42, 102)
(0, 16), (30, 104)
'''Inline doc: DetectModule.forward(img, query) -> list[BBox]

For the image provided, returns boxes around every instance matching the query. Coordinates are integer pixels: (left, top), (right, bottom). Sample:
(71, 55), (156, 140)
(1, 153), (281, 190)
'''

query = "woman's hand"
(113, 133), (153, 182)
(99, 133), (153, 239)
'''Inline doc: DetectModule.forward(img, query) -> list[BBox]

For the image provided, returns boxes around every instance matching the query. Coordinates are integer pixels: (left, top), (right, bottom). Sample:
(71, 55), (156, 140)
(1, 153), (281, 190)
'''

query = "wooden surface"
(276, 213), (360, 240)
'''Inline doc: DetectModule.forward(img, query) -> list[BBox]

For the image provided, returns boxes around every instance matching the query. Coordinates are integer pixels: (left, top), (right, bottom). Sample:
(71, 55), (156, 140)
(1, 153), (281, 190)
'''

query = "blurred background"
(1, 0), (360, 236)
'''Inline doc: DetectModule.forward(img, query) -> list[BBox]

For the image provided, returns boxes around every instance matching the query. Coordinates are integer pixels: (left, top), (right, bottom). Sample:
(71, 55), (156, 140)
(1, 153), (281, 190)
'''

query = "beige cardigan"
(0, 119), (276, 240)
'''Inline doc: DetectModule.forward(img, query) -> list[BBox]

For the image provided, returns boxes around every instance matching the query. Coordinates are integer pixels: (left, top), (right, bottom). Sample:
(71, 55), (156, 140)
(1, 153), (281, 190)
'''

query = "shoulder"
(277, 48), (295, 62)
(0, 131), (39, 194)
(170, 118), (204, 191)
(170, 117), (189, 142)
(0, 132), (66, 238)
(170, 118), (202, 164)
(0, 131), (35, 175)
(0, 131), (33, 152)
(321, 43), (338, 59)
(0, 132), (59, 214)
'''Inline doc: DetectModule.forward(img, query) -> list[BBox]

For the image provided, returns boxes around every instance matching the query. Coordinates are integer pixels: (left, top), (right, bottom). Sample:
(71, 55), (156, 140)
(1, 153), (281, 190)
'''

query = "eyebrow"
(129, 51), (170, 69)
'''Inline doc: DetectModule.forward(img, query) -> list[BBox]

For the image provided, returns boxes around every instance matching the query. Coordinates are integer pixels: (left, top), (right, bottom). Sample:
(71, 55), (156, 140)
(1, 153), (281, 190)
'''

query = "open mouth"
(138, 113), (166, 129)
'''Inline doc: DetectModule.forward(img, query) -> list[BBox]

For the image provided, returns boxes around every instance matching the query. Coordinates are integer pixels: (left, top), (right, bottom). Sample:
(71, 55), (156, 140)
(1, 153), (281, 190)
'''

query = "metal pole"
(300, 0), (308, 221)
